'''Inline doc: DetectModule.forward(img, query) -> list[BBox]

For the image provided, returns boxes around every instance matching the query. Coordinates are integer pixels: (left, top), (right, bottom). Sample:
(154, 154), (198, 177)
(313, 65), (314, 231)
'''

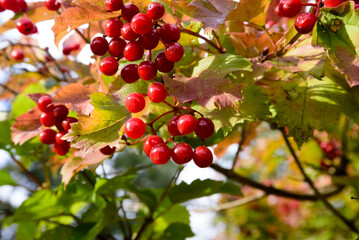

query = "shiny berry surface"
(125, 92), (146, 113)
(168, 115), (183, 136)
(125, 118), (146, 139)
(16, 0), (27, 13)
(62, 117), (78, 132)
(11, 49), (24, 61)
(177, 115), (197, 135)
(160, 24), (181, 44)
(45, 0), (61, 11)
(295, 12), (317, 34)
(55, 142), (70, 156)
(122, 3), (140, 22)
(39, 129), (56, 145)
(100, 145), (116, 155)
(104, 18), (123, 38)
(105, 0), (123, 11)
(144, 135), (164, 156)
(324, 0), (346, 7)
(38, 95), (53, 113)
(155, 52), (174, 73)
(40, 112), (56, 127)
(138, 61), (157, 80)
(121, 64), (139, 83)
(108, 37), (126, 57)
(171, 143), (193, 165)
(195, 117), (215, 139)
(52, 105), (69, 121)
(100, 56), (119, 76)
(278, 0), (302, 18)
(131, 13), (153, 35)
(193, 146), (213, 168)
(147, 2), (165, 20)
(90, 37), (109, 56)
(165, 42), (184, 63)
(148, 82), (167, 103)
(1, 0), (18, 11)
(121, 22), (140, 41)
(55, 131), (67, 145)
(150, 143), (171, 165)
(124, 42), (144, 61)
(138, 29), (160, 50)
(17, 18), (34, 35)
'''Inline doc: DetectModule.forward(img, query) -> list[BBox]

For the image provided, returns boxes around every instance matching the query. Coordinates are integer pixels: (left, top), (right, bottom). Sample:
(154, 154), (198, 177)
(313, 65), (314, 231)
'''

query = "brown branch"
(0, 83), (18, 95)
(211, 163), (344, 201)
(9, 152), (43, 188)
(231, 125), (247, 170)
(280, 128), (359, 234)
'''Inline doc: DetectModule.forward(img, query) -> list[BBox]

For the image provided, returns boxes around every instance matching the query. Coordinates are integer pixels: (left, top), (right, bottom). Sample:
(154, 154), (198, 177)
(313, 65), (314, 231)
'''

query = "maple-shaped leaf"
(188, 0), (236, 30)
(226, 0), (270, 26)
(312, 1), (359, 87)
(54, 83), (96, 115)
(11, 107), (42, 145)
(63, 92), (130, 155)
(164, 54), (251, 110)
(52, 0), (121, 46)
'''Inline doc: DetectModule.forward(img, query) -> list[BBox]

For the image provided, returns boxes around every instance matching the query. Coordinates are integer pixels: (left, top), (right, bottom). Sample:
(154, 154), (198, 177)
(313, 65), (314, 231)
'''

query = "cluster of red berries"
(6, 0), (61, 36)
(90, 0), (183, 80)
(37, 95), (78, 156)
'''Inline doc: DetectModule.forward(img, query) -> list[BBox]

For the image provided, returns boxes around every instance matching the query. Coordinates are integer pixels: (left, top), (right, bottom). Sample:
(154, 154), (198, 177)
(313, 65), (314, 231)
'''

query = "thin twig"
(280, 128), (359, 234)
(231, 125), (247, 170)
(0, 83), (18, 95)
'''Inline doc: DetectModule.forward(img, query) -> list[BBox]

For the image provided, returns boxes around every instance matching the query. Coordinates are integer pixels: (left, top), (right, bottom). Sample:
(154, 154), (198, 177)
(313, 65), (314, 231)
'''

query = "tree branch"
(280, 128), (359, 234)
(211, 163), (344, 201)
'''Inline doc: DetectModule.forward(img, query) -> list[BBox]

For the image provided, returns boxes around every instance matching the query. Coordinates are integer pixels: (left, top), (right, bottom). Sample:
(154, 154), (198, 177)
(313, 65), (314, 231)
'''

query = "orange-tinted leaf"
(11, 107), (42, 145)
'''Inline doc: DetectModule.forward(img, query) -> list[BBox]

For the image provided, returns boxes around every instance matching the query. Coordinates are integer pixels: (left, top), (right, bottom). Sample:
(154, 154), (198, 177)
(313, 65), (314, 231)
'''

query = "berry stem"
(178, 106), (204, 117)
(163, 100), (176, 109)
(146, 110), (176, 126)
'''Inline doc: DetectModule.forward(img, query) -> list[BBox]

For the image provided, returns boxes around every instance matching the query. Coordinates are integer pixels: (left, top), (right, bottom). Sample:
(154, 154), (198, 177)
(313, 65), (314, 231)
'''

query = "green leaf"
(64, 92), (130, 154)
(226, 0), (270, 26)
(16, 222), (37, 240)
(0, 170), (16, 186)
(0, 120), (11, 146)
(159, 223), (194, 240)
(313, 1), (359, 87)
(169, 179), (242, 204)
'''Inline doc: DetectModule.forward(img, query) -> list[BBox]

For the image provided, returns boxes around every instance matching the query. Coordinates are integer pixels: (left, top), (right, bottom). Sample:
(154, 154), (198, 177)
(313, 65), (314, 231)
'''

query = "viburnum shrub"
(1, 0), (359, 239)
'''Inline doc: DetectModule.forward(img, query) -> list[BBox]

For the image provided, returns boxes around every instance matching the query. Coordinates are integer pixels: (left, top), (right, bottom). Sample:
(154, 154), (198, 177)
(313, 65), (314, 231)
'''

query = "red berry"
(105, 0), (123, 11)
(70, 42), (80, 51)
(324, 0), (346, 7)
(160, 23), (181, 44)
(121, 22), (140, 41)
(147, 2), (165, 20)
(275, 5), (282, 16)
(54, 142), (70, 156)
(150, 143), (171, 165)
(62, 117), (78, 132)
(143, 135), (164, 156)
(125, 92), (146, 113)
(31, 25), (38, 34)
(55, 131), (68, 145)
(17, 18), (34, 35)
(11, 49), (24, 61)
(122, 3), (140, 22)
(138, 61), (157, 80)
(44, 0), (61, 11)
(177, 115), (197, 135)
(295, 12), (317, 34)
(138, 29), (160, 50)
(90, 36), (109, 56)
(171, 143), (193, 165)
(100, 145), (116, 155)
(147, 82), (167, 103)
(193, 146), (213, 168)
(168, 115), (183, 136)
(40, 112), (56, 127)
(125, 118), (146, 139)
(121, 64), (139, 83)
(131, 13), (153, 35)
(62, 46), (72, 55)
(0, 4), (4, 12)
(37, 95), (53, 113)
(108, 37), (126, 58)
(165, 42), (184, 63)
(52, 105), (69, 121)
(0, 0), (17, 11)
(155, 52), (174, 73)
(100, 56), (119, 76)
(124, 42), (144, 61)
(39, 129), (56, 145)
(195, 118), (215, 139)
(104, 18), (123, 38)
(16, 0), (27, 13)
(278, 0), (302, 18)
